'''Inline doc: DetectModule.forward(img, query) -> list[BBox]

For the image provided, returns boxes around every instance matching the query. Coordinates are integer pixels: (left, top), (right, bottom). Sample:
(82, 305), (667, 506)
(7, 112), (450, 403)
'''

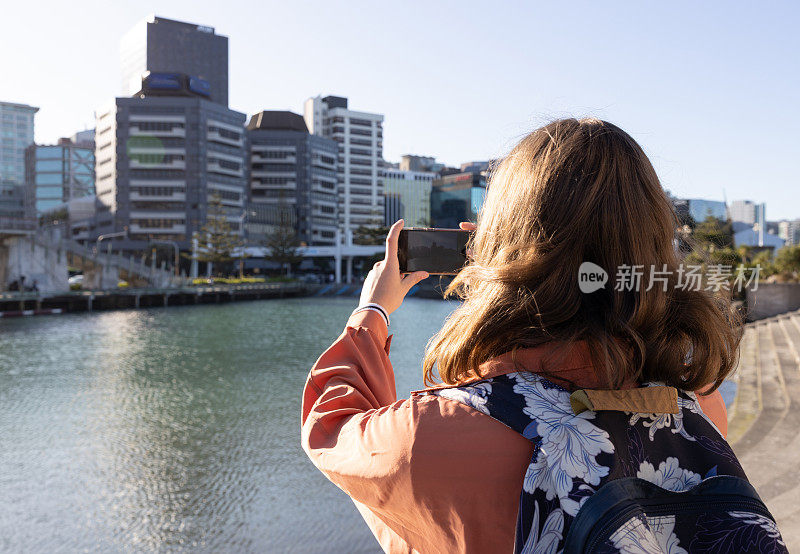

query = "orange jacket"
(301, 310), (728, 553)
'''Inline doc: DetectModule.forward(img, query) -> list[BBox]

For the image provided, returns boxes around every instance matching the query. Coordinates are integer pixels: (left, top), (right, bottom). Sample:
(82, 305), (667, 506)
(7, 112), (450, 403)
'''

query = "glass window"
(471, 187), (486, 216)
(36, 173), (63, 185)
(36, 186), (63, 198)
(36, 199), (63, 211)
(36, 159), (63, 171)
(37, 146), (64, 158)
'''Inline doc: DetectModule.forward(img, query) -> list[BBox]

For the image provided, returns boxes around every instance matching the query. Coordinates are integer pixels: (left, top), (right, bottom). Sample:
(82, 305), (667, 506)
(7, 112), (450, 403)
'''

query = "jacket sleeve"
(300, 309), (411, 503)
(299, 313), (531, 552)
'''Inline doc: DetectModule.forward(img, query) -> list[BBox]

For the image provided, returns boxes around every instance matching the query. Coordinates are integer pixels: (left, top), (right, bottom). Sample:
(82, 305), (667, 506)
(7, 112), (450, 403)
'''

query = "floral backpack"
(430, 372), (787, 553)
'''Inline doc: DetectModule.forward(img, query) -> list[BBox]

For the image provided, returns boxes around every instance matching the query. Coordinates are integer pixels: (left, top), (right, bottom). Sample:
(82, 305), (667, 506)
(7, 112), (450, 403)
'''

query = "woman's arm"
(301, 219), (430, 504)
(301, 309), (398, 450)
(300, 308), (531, 553)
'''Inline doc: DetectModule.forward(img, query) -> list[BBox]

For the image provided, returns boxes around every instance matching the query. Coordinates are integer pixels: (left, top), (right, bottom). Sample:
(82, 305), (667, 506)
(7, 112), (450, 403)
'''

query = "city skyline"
(1, 1), (798, 218)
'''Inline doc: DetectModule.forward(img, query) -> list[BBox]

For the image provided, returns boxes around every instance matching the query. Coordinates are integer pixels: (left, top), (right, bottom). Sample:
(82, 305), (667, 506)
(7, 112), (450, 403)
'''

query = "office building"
(669, 195), (692, 227)
(245, 111), (339, 245)
(729, 200), (762, 226)
(94, 72), (246, 253)
(779, 220), (800, 247)
(121, 15), (229, 106)
(304, 95), (384, 237)
(400, 155), (444, 173)
(460, 160), (491, 173)
(686, 198), (728, 223)
(26, 136), (95, 214)
(0, 101), (38, 230)
(383, 168), (435, 227)
(430, 170), (487, 228)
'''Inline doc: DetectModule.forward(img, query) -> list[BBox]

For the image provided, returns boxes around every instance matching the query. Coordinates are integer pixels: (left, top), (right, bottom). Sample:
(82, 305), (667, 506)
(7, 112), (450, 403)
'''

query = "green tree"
(353, 225), (390, 245)
(693, 216), (733, 250)
(775, 245), (800, 276)
(708, 247), (742, 267)
(193, 194), (246, 276)
(751, 250), (778, 277)
(353, 225), (390, 270)
(263, 208), (303, 277)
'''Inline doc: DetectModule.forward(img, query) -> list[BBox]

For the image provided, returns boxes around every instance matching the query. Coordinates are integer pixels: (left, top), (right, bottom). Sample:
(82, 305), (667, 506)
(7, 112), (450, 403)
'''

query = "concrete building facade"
(245, 111), (339, 245)
(94, 93), (246, 253)
(399, 155), (444, 173)
(304, 95), (384, 237)
(730, 200), (757, 225)
(779, 220), (800, 247)
(121, 15), (229, 106)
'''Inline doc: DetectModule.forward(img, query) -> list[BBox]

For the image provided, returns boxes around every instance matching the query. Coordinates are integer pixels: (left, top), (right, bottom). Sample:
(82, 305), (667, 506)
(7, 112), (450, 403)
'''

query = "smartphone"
(398, 228), (472, 275)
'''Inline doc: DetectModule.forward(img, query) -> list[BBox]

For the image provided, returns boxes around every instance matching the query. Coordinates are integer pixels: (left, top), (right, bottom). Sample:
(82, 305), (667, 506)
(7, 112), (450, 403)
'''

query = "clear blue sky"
(1, 1), (797, 218)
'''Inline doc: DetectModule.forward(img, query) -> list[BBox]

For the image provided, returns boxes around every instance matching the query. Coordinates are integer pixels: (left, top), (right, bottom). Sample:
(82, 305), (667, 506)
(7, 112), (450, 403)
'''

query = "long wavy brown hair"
(423, 118), (741, 393)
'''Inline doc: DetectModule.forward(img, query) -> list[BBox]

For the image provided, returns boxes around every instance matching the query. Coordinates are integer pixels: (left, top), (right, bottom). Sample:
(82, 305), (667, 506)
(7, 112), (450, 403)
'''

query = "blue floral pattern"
(428, 372), (786, 553)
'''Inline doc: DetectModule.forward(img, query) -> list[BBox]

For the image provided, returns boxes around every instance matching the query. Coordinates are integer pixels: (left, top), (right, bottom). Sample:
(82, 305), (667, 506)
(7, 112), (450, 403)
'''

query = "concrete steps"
(729, 309), (800, 551)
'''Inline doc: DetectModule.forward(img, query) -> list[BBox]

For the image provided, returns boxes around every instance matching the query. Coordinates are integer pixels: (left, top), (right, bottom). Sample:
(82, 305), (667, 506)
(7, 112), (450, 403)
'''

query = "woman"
(301, 119), (748, 552)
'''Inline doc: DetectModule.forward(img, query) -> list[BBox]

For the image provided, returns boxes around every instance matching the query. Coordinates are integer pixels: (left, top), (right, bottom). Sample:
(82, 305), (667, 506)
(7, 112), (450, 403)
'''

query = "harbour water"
(0, 297), (456, 553)
(0, 296), (737, 552)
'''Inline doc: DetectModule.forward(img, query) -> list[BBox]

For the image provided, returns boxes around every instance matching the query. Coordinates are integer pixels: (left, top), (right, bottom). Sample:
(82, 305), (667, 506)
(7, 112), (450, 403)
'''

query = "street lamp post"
(94, 228), (128, 256)
(237, 210), (248, 279)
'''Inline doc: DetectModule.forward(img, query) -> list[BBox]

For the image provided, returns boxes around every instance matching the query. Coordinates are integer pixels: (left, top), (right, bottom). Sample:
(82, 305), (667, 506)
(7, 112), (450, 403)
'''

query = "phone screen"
(398, 229), (471, 274)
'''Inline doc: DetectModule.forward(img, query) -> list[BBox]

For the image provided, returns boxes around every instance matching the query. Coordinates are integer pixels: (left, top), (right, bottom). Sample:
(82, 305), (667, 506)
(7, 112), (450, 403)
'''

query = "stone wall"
(0, 236), (69, 293)
(746, 283), (800, 320)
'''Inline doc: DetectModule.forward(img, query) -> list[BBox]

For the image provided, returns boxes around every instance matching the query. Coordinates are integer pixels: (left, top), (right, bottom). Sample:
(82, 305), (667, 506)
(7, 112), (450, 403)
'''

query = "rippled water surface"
(0, 297), (457, 553)
(0, 296), (739, 552)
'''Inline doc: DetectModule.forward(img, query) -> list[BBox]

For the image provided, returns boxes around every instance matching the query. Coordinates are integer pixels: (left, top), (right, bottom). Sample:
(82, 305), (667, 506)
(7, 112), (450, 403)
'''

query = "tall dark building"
(246, 111), (339, 246)
(121, 16), (229, 106)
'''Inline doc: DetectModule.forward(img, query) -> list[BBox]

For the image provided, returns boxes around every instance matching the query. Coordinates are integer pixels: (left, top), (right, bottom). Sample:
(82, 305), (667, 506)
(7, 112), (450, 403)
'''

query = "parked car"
(68, 275), (83, 290)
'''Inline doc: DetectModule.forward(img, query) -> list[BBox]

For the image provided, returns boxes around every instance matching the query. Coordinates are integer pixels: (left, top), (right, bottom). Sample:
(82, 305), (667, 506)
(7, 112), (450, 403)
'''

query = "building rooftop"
(146, 14), (220, 35)
(0, 101), (39, 113)
(322, 96), (348, 109)
(246, 111), (308, 132)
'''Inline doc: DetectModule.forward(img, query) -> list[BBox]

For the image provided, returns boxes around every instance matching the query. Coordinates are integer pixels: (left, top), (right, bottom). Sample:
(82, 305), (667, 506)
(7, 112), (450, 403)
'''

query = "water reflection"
(0, 298), (456, 552)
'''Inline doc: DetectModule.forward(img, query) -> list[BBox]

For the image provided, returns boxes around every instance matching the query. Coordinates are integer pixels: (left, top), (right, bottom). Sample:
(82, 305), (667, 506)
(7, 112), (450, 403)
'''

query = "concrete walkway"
(729, 308), (800, 551)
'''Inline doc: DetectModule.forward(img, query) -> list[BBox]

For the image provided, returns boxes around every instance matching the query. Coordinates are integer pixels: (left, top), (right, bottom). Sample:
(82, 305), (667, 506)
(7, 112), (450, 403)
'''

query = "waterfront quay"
(728, 308), (800, 551)
(0, 282), (318, 315)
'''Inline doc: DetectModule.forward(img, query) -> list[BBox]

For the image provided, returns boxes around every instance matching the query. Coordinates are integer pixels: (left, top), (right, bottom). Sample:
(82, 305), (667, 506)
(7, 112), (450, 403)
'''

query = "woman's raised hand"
(359, 220), (429, 315)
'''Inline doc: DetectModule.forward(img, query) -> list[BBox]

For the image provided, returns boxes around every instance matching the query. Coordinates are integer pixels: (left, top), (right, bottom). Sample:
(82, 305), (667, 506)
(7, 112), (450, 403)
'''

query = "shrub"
(190, 277), (268, 285)
(774, 245), (800, 276)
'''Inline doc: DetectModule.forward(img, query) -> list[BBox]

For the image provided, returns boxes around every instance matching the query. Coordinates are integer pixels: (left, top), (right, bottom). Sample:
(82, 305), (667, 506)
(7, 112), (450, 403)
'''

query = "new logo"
(578, 262), (608, 293)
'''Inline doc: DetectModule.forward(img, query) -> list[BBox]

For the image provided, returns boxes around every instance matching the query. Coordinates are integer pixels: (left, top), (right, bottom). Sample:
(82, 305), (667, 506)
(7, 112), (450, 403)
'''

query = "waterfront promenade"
(729, 308), (800, 551)
(0, 282), (317, 314)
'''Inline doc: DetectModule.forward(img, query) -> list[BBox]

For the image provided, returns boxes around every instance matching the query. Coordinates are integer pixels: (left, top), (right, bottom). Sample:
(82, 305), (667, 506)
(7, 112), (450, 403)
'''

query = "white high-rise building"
(304, 95), (384, 237)
(779, 220), (800, 247)
(729, 200), (766, 227)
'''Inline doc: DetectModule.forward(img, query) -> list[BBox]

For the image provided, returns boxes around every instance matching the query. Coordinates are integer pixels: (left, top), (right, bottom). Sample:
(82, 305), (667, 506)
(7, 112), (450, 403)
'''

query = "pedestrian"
(301, 119), (787, 553)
